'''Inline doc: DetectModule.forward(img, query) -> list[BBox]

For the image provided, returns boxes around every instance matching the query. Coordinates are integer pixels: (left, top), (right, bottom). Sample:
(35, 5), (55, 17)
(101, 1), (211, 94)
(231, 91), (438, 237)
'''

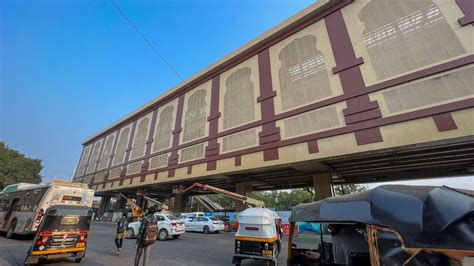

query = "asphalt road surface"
(0, 222), (288, 266)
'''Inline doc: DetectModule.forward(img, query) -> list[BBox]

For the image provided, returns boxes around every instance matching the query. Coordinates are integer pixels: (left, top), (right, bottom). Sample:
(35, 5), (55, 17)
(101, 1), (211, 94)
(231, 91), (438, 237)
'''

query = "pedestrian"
(134, 206), (158, 266)
(115, 211), (129, 255)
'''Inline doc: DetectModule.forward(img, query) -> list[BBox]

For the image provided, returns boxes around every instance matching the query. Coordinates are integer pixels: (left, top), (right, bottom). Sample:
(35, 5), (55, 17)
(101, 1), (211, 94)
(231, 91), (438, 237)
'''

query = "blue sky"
(0, 0), (314, 181)
(1, 0), (472, 189)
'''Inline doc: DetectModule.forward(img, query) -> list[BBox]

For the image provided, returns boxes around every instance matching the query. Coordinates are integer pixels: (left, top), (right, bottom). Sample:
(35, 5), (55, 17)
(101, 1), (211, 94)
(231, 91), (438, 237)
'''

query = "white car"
(179, 212), (205, 222)
(185, 216), (225, 234)
(127, 213), (186, 240)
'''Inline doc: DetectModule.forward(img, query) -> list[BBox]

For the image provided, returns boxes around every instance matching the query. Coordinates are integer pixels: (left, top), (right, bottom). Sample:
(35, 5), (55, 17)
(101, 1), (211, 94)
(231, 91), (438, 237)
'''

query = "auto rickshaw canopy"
(236, 208), (280, 239)
(290, 185), (473, 249)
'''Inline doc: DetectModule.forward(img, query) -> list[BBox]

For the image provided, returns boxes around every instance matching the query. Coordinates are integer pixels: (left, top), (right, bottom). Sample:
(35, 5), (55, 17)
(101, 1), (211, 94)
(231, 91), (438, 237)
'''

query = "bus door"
(2, 198), (19, 229)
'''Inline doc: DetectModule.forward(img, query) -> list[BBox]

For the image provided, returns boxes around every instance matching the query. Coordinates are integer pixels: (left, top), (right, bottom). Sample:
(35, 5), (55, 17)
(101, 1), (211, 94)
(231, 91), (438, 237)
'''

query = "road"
(0, 222), (288, 266)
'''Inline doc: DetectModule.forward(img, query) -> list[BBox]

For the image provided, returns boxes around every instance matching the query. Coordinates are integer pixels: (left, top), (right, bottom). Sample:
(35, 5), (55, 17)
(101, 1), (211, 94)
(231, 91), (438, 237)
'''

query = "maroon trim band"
(92, 100), (474, 186)
(140, 109), (159, 181)
(79, 55), (473, 180)
(433, 113), (458, 132)
(89, 136), (106, 185)
(121, 120), (137, 177)
(206, 75), (221, 170)
(307, 140), (319, 154)
(187, 165), (192, 175)
(168, 95), (185, 171)
(456, 0), (473, 26)
(258, 49), (280, 161)
(235, 155), (242, 166)
(325, 9), (383, 145)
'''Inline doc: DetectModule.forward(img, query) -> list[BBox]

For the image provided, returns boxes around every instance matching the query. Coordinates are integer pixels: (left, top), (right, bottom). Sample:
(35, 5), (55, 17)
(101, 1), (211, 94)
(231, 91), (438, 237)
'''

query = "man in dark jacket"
(134, 206), (157, 266)
(115, 211), (129, 255)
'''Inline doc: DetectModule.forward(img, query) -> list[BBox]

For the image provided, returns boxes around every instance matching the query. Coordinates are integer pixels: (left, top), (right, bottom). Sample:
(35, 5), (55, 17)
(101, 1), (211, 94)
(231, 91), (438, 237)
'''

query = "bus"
(0, 180), (95, 238)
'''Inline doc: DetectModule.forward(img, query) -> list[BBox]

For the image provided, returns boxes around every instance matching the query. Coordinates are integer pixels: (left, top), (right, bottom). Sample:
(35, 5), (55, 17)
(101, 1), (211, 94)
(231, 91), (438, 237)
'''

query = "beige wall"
(269, 19), (343, 115)
(77, 0), (473, 191)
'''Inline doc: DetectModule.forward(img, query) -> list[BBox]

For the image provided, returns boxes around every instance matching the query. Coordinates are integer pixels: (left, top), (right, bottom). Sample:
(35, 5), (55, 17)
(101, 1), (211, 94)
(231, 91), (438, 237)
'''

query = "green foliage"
(251, 189), (313, 211)
(206, 193), (236, 210)
(203, 189), (313, 211)
(334, 184), (367, 196)
(0, 142), (42, 189)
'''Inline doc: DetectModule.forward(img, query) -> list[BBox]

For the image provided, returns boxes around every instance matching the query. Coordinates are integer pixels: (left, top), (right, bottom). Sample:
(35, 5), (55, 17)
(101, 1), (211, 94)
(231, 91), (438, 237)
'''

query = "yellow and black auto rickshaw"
(232, 208), (282, 266)
(24, 205), (92, 265)
(287, 185), (474, 266)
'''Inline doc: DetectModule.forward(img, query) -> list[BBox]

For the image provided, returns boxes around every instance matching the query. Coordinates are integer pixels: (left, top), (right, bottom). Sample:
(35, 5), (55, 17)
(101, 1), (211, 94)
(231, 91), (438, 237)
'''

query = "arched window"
(98, 134), (115, 170)
(130, 117), (150, 159)
(183, 89), (207, 142)
(278, 35), (331, 111)
(359, 0), (465, 80)
(112, 127), (130, 165)
(75, 145), (92, 177)
(223, 67), (255, 129)
(86, 141), (102, 174)
(153, 106), (174, 152)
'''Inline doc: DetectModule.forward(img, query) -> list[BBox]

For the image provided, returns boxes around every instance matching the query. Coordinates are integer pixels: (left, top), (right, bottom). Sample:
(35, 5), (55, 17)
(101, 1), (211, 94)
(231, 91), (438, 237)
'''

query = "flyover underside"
(97, 136), (474, 199)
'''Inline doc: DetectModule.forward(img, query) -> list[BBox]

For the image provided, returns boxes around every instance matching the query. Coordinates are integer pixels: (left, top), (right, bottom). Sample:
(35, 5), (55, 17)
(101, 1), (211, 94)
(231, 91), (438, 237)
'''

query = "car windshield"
(209, 217), (219, 221)
(166, 215), (178, 220)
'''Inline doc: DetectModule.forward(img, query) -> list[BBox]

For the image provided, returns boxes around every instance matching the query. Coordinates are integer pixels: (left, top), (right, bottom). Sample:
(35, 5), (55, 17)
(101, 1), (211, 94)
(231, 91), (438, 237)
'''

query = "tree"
(0, 142), (43, 189)
(334, 184), (367, 196)
(201, 189), (313, 211)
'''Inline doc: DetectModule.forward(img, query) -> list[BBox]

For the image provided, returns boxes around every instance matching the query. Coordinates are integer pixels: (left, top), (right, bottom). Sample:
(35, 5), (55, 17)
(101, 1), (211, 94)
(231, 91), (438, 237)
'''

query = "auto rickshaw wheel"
(75, 258), (82, 263)
(6, 219), (17, 239)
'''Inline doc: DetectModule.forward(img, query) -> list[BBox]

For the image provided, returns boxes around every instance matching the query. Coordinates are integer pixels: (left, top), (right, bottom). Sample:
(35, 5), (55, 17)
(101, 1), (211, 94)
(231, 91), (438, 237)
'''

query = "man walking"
(134, 206), (158, 266)
(115, 211), (129, 255)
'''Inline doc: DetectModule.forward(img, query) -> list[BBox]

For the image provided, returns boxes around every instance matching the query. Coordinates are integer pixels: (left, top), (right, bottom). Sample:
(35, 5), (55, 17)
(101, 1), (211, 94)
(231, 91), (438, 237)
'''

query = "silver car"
(185, 216), (224, 234)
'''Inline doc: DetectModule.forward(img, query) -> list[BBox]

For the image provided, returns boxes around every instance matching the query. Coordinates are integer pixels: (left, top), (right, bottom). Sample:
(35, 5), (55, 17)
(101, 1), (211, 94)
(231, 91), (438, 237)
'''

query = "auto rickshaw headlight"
(236, 241), (240, 248)
(264, 243), (269, 250)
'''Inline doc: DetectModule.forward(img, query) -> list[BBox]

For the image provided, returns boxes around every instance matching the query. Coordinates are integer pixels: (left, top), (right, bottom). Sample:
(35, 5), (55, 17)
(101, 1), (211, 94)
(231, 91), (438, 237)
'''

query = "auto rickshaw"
(287, 185), (474, 266)
(233, 208), (282, 266)
(24, 205), (93, 265)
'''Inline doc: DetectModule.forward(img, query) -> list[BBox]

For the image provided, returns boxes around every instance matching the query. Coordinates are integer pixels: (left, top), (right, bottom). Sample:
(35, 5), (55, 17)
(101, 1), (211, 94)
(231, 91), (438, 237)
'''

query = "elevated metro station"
(72, 0), (474, 212)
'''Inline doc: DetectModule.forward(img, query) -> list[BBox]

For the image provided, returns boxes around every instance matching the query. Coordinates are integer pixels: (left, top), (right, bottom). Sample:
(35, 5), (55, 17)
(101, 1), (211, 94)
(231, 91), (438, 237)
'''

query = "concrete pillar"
(235, 182), (253, 211)
(98, 196), (111, 217)
(312, 173), (333, 201)
(114, 194), (126, 211)
(172, 193), (188, 213)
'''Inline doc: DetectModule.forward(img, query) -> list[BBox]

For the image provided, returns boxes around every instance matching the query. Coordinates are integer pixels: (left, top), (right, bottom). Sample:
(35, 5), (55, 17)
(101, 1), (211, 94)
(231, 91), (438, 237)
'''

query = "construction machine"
(180, 183), (265, 209)
(118, 193), (169, 221)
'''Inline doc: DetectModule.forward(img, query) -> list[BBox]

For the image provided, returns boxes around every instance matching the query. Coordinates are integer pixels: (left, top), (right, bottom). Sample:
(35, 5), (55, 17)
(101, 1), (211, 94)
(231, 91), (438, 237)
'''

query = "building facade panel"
(130, 114), (152, 160)
(152, 99), (178, 153)
(343, 0), (471, 86)
(74, 0), (474, 192)
(180, 80), (212, 144)
(269, 19), (343, 114)
(218, 55), (262, 132)
(97, 132), (117, 170)
(111, 125), (132, 166)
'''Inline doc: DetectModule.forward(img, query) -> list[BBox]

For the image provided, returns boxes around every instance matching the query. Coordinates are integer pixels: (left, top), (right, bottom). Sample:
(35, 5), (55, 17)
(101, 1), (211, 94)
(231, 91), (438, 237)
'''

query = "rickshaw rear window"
(60, 216), (80, 225)
(62, 195), (82, 201)
(292, 222), (331, 250)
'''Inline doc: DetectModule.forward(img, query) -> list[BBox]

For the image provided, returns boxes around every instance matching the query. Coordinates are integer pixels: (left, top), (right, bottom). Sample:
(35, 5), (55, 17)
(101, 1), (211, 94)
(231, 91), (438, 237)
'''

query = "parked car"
(179, 212), (206, 223)
(185, 216), (224, 234)
(127, 213), (185, 240)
